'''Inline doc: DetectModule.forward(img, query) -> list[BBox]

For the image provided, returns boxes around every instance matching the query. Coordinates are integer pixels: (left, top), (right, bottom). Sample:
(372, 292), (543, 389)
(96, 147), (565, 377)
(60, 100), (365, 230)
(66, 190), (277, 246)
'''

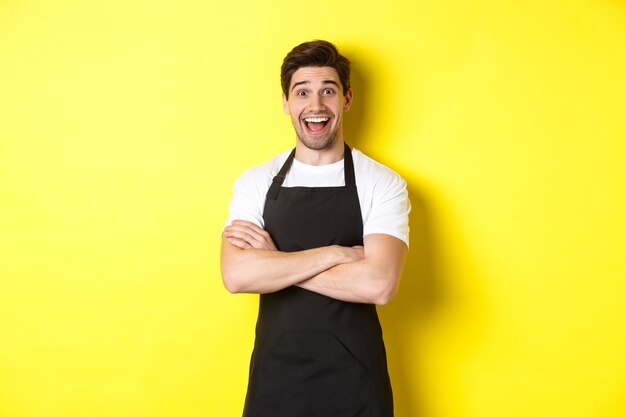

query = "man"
(221, 40), (410, 417)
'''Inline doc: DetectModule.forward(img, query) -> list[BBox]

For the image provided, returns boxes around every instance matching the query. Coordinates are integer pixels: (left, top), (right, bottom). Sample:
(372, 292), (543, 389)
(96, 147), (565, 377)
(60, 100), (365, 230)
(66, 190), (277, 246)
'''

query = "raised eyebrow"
(291, 80), (309, 92)
(291, 80), (340, 92)
(321, 80), (340, 88)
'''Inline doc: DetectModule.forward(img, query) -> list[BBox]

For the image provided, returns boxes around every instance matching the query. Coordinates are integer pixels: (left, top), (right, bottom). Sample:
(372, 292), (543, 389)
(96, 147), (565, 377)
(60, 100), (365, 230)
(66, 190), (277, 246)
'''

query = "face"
(282, 66), (352, 151)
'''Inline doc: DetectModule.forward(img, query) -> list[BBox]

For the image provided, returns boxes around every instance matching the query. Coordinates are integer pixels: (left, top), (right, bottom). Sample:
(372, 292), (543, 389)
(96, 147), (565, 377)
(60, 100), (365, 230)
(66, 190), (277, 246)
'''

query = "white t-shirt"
(226, 148), (410, 246)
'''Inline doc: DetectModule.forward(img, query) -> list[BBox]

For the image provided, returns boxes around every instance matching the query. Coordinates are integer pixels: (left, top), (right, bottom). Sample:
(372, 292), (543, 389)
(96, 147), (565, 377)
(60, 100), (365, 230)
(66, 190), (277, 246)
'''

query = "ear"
(343, 88), (353, 112)
(282, 93), (290, 115)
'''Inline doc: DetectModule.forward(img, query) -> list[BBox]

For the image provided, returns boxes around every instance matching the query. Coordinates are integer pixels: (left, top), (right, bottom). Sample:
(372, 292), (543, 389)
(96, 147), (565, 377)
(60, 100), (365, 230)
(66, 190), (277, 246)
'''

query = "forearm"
(296, 260), (396, 305)
(221, 236), (358, 294)
(296, 234), (407, 305)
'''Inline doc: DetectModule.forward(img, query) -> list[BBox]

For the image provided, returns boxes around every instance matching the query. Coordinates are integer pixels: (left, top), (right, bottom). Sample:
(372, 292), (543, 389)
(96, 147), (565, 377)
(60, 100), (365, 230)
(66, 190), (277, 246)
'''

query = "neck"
(295, 138), (345, 166)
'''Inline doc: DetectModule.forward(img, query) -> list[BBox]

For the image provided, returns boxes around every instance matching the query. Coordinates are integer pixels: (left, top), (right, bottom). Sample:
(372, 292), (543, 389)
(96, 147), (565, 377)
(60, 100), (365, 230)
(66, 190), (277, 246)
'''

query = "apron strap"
(265, 143), (355, 200)
(343, 143), (356, 187)
(266, 148), (296, 200)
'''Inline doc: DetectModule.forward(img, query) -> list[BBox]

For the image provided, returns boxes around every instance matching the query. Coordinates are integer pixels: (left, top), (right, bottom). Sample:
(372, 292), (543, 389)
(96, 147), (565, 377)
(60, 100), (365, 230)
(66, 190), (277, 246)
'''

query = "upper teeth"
(304, 117), (329, 123)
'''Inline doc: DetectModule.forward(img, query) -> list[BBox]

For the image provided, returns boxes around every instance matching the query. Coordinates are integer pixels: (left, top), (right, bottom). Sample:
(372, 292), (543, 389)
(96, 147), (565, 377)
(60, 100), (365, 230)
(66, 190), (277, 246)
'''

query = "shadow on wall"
(343, 55), (370, 148)
(345, 59), (445, 417)
(379, 186), (442, 417)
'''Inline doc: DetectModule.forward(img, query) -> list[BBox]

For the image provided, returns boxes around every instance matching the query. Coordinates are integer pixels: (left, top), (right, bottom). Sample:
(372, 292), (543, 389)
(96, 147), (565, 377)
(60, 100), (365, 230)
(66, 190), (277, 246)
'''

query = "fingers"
(224, 220), (277, 250)
(223, 227), (259, 248)
(226, 223), (270, 246)
(226, 237), (253, 250)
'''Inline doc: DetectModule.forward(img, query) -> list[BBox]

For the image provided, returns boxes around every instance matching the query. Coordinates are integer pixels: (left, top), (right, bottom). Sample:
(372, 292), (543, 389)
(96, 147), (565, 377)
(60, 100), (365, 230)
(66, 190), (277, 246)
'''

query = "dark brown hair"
(280, 40), (351, 99)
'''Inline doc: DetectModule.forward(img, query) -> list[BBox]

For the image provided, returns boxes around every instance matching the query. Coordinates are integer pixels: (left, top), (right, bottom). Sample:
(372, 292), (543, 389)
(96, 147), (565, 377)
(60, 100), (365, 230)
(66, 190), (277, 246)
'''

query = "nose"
(308, 94), (325, 112)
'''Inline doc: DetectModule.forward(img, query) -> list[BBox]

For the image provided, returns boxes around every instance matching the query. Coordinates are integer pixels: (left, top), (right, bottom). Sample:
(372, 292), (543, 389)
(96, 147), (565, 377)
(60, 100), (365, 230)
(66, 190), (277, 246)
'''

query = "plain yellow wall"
(1, 1), (625, 416)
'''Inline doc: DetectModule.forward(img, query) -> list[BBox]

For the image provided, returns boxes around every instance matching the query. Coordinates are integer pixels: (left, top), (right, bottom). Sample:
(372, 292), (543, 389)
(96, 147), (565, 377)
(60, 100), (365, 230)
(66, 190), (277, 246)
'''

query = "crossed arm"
(220, 220), (407, 305)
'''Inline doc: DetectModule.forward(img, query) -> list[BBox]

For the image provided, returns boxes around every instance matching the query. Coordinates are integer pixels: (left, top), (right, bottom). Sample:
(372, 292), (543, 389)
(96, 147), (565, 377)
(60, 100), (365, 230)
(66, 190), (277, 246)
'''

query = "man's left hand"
(223, 220), (277, 251)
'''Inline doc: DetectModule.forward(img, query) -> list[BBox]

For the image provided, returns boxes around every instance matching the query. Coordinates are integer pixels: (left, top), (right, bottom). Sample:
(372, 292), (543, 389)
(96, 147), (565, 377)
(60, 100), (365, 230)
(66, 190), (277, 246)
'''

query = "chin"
(302, 140), (332, 151)
(299, 133), (340, 151)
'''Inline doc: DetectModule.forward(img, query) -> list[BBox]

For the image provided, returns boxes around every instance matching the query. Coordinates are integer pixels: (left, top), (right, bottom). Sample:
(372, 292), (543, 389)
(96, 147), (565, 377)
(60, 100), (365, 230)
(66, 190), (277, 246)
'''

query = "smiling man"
(221, 40), (410, 417)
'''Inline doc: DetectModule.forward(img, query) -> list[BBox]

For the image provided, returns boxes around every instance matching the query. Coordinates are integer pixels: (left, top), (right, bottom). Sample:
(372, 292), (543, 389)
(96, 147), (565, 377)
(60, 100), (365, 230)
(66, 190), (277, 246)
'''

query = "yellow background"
(1, 0), (625, 416)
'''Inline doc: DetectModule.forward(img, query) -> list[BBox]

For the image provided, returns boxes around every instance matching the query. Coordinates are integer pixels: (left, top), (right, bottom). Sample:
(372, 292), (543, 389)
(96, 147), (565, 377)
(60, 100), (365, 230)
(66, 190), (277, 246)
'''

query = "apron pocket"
(256, 330), (371, 417)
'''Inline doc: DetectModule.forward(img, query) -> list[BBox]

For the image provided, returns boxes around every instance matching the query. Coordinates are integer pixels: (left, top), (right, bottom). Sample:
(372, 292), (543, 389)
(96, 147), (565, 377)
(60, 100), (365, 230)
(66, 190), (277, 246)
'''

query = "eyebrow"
(291, 80), (340, 92)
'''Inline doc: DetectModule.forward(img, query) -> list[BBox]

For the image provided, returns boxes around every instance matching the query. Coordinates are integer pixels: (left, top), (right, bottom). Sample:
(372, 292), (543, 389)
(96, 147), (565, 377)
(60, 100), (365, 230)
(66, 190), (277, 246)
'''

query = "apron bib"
(243, 144), (393, 417)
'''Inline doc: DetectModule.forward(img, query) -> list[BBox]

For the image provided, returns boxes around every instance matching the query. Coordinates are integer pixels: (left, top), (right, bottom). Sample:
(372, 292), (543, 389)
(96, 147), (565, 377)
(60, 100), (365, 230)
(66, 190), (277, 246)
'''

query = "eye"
(296, 90), (307, 97)
(322, 88), (335, 95)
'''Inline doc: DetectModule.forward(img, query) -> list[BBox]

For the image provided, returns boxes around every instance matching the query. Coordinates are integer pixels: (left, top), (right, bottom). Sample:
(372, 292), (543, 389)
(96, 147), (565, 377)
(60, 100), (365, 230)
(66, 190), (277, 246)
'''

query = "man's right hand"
(334, 245), (365, 265)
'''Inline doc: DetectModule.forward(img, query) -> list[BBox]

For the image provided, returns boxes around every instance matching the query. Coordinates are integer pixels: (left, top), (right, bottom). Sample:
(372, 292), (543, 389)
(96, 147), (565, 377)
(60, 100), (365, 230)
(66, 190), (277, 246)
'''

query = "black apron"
(242, 143), (394, 417)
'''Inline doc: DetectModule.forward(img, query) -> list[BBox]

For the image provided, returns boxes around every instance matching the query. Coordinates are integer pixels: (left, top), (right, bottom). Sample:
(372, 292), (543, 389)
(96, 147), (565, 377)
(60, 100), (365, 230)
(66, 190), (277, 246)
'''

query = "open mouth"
(303, 116), (330, 134)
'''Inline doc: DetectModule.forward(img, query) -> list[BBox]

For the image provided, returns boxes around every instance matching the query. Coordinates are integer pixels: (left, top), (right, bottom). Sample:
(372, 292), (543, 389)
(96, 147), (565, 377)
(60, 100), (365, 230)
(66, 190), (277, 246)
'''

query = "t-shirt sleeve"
(224, 170), (267, 229)
(362, 169), (411, 247)
(224, 150), (290, 230)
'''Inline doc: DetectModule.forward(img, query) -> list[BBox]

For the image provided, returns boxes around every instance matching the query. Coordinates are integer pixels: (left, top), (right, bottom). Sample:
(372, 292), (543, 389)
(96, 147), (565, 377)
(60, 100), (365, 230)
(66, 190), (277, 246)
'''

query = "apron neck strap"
(343, 143), (356, 187)
(266, 143), (355, 200)
(266, 148), (295, 200)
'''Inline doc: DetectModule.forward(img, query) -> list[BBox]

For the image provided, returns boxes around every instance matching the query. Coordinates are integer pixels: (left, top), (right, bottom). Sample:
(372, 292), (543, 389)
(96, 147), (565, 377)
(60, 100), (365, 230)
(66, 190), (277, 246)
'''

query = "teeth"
(304, 117), (329, 123)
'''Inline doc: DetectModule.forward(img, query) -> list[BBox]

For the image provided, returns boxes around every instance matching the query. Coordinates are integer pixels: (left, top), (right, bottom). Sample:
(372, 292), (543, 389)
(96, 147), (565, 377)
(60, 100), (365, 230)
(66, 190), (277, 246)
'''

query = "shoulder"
(351, 148), (410, 246)
(236, 149), (292, 188)
(352, 149), (407, 189)
(226, 149), (292, 228)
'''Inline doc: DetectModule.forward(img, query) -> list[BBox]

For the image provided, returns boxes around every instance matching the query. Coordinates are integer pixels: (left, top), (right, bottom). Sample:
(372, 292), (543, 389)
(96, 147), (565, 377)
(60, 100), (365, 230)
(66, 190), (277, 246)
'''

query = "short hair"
(281, 40), (351, 99)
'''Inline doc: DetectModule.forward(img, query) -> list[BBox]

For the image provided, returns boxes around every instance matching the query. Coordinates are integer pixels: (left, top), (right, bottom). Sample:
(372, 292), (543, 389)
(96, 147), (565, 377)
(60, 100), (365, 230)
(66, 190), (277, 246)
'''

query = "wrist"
(330, 245), (351, 265)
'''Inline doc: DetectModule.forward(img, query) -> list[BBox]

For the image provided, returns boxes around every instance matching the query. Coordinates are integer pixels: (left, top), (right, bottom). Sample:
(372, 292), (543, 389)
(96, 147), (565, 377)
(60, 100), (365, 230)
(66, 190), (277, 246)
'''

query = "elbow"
(223, 278), (242, 294)
(371, 274), (400, 306)
(374, 295), (394, 306)
(373, 288), (396, 306)
(221, 265), (245, 294)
